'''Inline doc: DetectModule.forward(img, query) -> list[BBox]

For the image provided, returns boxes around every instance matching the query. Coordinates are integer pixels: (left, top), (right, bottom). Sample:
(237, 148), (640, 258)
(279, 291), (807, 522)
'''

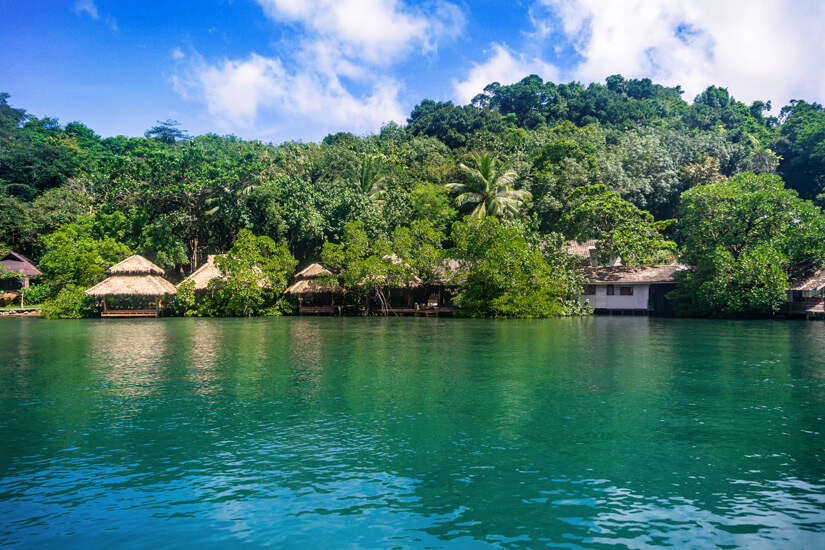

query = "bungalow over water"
(85, 255), (176, 317)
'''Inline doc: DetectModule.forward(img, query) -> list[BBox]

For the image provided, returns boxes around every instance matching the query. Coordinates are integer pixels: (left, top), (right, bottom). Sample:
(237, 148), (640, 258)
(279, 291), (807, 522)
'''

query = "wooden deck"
(786, 302), (825, 319)
(298, 305), (342, 315)
(101, 309), (160, 318)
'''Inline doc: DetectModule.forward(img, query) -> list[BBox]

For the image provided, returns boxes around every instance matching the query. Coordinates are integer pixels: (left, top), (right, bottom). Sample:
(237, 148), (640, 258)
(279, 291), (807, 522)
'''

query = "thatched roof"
(107, 255), (165, 275)
(432, 258), (465, 285)
(584, 264), (688, 284)
(790, 267), (825, 292)
(0, 252), (42, 277)
(180, 255), (225, 290)
(285, 263), (343, 295)
(564, 239), (598, 260)
(294, 262), (331, 281)
(85, 274), (177, 297)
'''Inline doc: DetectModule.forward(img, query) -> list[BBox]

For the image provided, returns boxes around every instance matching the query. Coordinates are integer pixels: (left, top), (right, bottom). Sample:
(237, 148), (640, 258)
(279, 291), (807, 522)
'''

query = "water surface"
(2, 317), (825, 548)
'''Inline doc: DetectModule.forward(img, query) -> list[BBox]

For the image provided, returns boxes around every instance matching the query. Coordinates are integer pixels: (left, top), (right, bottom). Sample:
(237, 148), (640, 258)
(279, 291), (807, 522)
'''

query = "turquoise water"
(1, 317), (825, 548)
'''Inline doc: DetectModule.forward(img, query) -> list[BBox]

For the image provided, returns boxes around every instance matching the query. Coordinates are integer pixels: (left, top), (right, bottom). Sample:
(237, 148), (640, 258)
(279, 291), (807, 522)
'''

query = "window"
(620, 286), (634, 296)
(584, 285), (596, 295)
(606, 285), (615, 296)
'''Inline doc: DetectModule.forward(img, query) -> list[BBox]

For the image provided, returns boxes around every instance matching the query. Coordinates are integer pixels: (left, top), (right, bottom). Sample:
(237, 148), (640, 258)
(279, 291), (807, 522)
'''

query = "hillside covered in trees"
(3, 74), (825, 318)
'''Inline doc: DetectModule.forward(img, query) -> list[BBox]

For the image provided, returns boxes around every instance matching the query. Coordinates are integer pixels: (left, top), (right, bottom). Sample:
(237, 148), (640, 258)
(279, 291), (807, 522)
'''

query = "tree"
(144, 119), (189, 145)
(560, 185), (676, 266)
(352, 156), (387, 203)
(408, 183), (457, 233)
(670, 173), (825, 317)
(447, 153), (530, 218)
(449, 217), (585, 318)
(38, 220), (131, 293)
(205, 229), (297, 317)
(391, 220), (446, 284)
(321, 220), (411, 311)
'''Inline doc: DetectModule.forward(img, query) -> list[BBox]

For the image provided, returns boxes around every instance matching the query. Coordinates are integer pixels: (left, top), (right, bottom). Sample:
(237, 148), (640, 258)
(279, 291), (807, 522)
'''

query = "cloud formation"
(174, 0), (463, 141)
(73, 0), (118, 31)
(455, 0), (825, 111)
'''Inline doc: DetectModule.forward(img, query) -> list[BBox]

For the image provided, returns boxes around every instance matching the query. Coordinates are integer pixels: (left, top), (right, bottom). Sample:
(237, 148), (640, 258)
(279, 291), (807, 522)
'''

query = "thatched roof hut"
(285, 263), (343, 295)
(85, 255), (176, 317)
(179, 255), (225, 291)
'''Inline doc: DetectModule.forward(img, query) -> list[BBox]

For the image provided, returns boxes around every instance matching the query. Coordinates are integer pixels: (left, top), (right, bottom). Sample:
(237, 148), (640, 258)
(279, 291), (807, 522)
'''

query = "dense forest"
(3, 74), (825, 318)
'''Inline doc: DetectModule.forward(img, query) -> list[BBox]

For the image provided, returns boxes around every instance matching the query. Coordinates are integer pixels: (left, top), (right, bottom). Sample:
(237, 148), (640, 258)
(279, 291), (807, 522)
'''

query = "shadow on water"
(1, 317), (825, 548)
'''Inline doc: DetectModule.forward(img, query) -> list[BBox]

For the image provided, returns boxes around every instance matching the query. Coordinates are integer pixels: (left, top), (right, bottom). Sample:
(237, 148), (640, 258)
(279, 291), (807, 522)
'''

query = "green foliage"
(170, 279), (196, 316)
(447, 153), (530, 218)
(40, 284), (95, 319)
(201, 229), (297, 317)
(392, 220), (446, 284)
(38, 220), (131, 291)
(0, 77), (817, 319)
(450, 217), (584, 318)
(561, 185), (676, 265)
(321, 221), (402, 298)
(776, 100), (825, 200)
(409, 183), (457, 233)
(0, 194), (34, 251)
(23, 282), (51, 305)
(671, 173), (825, 317)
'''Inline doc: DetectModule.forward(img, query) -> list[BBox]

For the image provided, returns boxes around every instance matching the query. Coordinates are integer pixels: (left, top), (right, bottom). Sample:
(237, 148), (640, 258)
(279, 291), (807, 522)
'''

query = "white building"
(581, 264), (688, 315)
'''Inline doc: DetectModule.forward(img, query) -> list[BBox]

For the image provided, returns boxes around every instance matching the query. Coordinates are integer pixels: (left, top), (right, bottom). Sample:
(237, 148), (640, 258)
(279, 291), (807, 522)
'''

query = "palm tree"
(447, 153), (530, 218)
(354, 156), (387, 204)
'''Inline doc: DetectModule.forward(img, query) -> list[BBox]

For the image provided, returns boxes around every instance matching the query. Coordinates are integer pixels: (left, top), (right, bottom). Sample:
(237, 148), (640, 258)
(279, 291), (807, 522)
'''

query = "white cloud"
(73, 0), (117, 31)
(173, 52), (406, 140)
(452, 44), (561, 104)
(173, 0), (463, 141)
(528, 0), (825, 108)
(255, 0), (462, 64)
(73, 0), (99, 19)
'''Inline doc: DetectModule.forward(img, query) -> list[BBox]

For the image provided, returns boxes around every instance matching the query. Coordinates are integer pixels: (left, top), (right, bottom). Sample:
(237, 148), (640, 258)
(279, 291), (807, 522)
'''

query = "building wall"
(580, 284), (650, 310)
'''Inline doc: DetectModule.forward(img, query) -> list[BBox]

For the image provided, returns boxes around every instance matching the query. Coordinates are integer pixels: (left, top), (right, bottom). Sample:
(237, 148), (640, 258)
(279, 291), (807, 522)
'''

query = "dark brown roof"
(790, 267), (825, 292)
(584, 264), (688, 284)
(0, 252), (42, 277)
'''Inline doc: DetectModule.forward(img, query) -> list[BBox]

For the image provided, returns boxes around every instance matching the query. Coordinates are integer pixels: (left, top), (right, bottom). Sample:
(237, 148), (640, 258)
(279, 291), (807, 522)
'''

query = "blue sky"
(4, 0), (825, 143)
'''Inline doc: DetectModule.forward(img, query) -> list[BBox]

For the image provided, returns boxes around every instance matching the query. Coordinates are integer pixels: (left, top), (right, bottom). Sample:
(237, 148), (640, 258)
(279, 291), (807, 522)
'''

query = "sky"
(4, 0), (825, 144)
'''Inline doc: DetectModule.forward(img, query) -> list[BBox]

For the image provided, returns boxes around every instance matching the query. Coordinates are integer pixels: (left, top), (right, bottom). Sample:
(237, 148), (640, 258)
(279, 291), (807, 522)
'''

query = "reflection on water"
(1, 317), (825, 548)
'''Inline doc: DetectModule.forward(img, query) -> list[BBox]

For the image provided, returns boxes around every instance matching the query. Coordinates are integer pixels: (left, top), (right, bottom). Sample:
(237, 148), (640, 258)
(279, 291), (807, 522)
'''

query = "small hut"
(786, 267), (825, 318)
(179, 254), (225, 291)
(285, 263), (344, 314)
(0, 252), (42, 306)
(85, 255), (177, 317)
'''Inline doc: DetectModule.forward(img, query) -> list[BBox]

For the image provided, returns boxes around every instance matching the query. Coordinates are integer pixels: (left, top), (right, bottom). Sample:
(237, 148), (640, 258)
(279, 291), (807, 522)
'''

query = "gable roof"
(284, 263), (342, 295)
(179, 255), (225, 290)
(0, 252), (42, 277)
